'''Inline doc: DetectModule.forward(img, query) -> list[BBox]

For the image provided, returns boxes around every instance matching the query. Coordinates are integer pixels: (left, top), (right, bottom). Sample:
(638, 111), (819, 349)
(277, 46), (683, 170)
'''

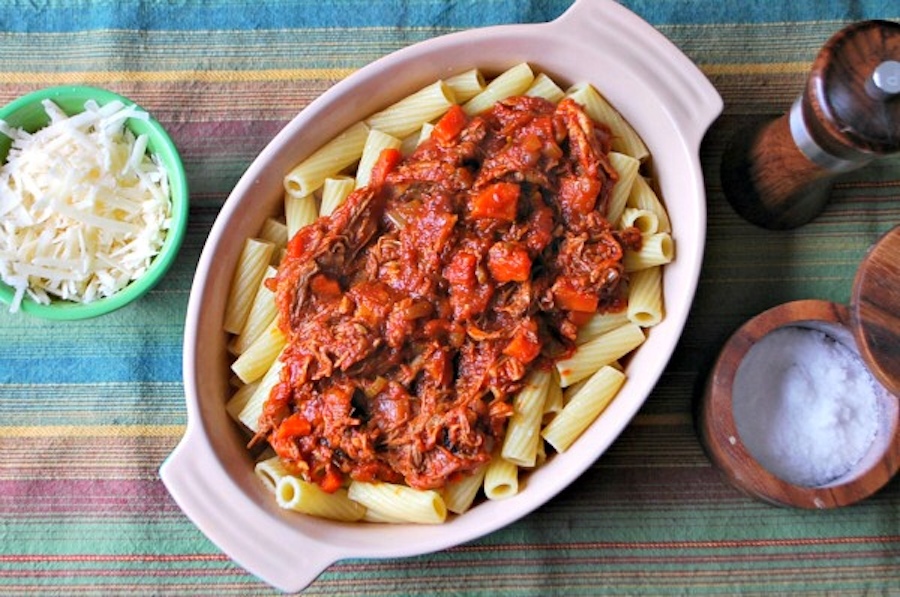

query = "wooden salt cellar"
(699, 299), (900, 509)
(700, 225), (900, 509)
(721, 20), (900, 229)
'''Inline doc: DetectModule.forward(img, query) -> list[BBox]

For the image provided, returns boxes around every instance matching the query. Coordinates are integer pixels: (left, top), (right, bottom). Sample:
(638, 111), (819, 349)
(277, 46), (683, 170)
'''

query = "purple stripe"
(0, 479), (182, 515)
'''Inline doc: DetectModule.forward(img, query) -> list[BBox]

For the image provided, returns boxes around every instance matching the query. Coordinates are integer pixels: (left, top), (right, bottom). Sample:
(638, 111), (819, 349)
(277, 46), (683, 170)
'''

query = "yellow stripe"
(700, 62), (810, 76)
(0, 62), (807, 86)
(0, 68), (357, 85)
(0, 424), (185, 438)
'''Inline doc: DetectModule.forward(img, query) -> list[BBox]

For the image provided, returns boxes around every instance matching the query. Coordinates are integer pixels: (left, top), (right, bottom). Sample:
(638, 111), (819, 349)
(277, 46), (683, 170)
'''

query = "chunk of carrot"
(470, 181), (520, 221)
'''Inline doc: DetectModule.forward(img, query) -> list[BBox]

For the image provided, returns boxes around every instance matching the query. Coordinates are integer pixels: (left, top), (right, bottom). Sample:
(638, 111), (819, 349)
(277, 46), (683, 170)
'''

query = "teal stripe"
(0, 0), (571, 33)
(0, 1), (896, 33)
(0, 28), (438, 71)
(0, 382), (186, 425)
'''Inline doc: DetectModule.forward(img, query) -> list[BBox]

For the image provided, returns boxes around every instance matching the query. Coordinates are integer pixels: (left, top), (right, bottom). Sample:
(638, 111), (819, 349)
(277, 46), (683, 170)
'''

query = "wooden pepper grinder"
(721, 20), (900, 229)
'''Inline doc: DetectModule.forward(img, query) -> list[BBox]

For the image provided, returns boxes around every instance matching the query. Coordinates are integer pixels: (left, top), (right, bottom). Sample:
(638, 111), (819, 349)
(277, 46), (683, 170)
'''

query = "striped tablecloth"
(1, 1), (899, 594)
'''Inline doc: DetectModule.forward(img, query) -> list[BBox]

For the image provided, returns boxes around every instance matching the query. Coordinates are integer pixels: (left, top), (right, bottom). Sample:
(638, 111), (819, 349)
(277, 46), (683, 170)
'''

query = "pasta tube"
(566, 82), (649, 161)
(628, 175), (671, 233)
(258, 217), (288, 256)
(623, 232), (674, 272)
(444, 68), (486, 103)
(254, 454), (290, 493)
(542, 370), (564, 418)
(285, 193), (318, 239)
(364, 80), (456, 139)
(230, 318), (286, 384)
(556, 322), (645, 387)
(277, 476), (366, 522)
(283, 121), (369, 198)
(463, 62), (534, 116)
(225, 379), (259, 424)
(442, 465), (487, 514)
(355, 130), (402, 189)
(501, 369), (552, 467)
(237, 349), (285, 432)
(525, 72), (565, 103)
(348, 481), (447, 524)
(575, 311), (631, 345)
(620, 207), (659, 235)
(627, 266), (663, 327)
(542, 365), (626, 452)
(483, 454), (519, 500)
(606, 151), (640, 226)
(319, 176), (356, 217)
(229, 265), (278, 355)
(223, 238), (275, 335)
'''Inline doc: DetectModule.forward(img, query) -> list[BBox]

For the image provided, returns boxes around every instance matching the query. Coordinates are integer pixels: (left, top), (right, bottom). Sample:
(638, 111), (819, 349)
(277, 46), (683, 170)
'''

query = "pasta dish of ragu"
(224, 65), (673, 523)
(263, 95), (637, 489)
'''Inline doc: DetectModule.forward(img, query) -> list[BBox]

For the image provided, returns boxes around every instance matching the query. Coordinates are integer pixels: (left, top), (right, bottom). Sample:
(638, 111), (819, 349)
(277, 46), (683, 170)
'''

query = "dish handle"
(159, 427), (338, 593)
(551, 0), (723, 148)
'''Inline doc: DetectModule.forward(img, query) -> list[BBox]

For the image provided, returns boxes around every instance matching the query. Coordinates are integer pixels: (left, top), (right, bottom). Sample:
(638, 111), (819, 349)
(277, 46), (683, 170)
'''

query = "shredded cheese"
(0, 99), (171, 312)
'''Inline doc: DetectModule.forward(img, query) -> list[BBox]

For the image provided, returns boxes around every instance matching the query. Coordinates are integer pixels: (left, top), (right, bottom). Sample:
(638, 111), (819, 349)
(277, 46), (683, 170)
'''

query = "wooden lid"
(803, 20), (900, 159)
(851, 225), (900, 397)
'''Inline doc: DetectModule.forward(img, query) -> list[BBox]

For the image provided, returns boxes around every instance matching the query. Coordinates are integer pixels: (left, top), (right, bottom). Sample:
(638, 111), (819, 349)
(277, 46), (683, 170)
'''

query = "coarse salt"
(0, 98), (170, 312)
(732, 326), (881, 487)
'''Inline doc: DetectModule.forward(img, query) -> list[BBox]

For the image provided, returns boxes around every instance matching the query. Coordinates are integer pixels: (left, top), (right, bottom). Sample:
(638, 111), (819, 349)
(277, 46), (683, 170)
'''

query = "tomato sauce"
(259, 95), (641, 491)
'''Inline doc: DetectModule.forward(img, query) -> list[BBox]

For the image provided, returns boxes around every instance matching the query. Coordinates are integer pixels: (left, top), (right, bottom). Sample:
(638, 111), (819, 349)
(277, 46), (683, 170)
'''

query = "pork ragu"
(254, 95), (641, 492)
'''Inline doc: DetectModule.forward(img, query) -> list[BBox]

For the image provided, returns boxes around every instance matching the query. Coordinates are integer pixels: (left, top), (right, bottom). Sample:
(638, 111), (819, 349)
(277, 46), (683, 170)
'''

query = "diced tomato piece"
(558, 175), (601, 216)
(553, 282), (599, 313)
(319, 466), (344, 494)
(487, 242), (531, 283)
(309, 273), (342, 299)
(568, 310), (594, 327)
(503, 324), (541, 363)
(275, 413), (311, 443)
(432, 104), (468, 144)
(470, 182), (520, 221)
(444, 251), (477, 286)
(369, 147), (402, 188)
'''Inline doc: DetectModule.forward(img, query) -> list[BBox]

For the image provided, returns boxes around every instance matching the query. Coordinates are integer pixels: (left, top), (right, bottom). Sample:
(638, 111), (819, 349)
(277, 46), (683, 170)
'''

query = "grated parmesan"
(0, 98), (171, 312)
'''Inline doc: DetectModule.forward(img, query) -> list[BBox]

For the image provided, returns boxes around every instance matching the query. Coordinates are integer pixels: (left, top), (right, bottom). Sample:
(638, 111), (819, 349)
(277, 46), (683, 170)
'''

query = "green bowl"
(0, 85), (188, 320)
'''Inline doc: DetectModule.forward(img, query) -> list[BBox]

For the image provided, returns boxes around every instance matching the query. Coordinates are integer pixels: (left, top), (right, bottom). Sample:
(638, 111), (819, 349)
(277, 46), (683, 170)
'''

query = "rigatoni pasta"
(318, 176), (355, 217)
(566, 81), (650, 162)
(283, 121), (369, 198)
(627, 266), (664, 327)
(606, 152), (640, 227)
(623, 232), (674, 272)
(223, 238), (275, 335)
(525, 72), (566, 103)
(502, 369), (552, 467)
(442, 465), (487, 514)
(230, 318), (286, 384)
(542, 366), (627, 452)
(348, 481), (447, 524)
(483, 454), (519, 500)
(276, 476), (367, 522)
(628, 175), (671, 233)
(355, 130), (402, 189)
(364, 80), (456, 139)
(462, 62), (535, 115)
(556, 322), (645, 387)
(443, 68), (486, 103)
(228, 265), (278, 355)
(223, 64), (673, 524)
(284, 193), (318, 238)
